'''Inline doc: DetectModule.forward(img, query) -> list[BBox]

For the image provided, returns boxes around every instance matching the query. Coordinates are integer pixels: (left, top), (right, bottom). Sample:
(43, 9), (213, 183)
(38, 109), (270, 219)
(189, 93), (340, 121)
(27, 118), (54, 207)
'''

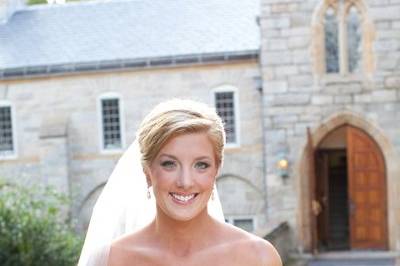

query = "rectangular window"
(226, 217), (255, 233)
(215, 91), (237, 144)
(101, 98), (122, 150)
(0, 106), (14, 156)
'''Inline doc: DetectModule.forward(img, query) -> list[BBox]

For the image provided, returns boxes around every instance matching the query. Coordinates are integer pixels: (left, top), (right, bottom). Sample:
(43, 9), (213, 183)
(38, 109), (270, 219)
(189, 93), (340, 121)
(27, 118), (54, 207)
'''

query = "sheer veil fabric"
(78, 140), (225, 266)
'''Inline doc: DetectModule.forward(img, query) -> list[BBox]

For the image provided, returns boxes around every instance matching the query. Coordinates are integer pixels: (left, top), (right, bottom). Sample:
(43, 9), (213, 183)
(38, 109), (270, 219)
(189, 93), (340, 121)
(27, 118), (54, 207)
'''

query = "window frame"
(311, 0), (374, 78)
(0, 100), (17, 160)
(211, 85), (241, 148)
(225, 215), (257, 233)
(97, 93), (126, 154)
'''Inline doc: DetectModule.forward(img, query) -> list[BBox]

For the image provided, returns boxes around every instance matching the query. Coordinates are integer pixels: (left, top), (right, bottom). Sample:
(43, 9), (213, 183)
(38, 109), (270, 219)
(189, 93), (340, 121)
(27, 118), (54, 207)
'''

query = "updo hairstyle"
(136, 99), (225, 169)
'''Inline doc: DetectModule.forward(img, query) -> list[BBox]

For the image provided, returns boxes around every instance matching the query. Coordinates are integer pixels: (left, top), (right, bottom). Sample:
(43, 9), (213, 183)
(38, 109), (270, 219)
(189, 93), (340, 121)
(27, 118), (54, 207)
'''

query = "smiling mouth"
(169, 193), (199, 203)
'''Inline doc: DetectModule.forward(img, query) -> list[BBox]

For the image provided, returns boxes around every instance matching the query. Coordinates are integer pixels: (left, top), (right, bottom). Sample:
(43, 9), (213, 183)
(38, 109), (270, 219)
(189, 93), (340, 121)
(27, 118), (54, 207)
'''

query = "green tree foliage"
(27, 0), (91, 5)
(27, 0), (47, 5)
(0, 181), (83, 266)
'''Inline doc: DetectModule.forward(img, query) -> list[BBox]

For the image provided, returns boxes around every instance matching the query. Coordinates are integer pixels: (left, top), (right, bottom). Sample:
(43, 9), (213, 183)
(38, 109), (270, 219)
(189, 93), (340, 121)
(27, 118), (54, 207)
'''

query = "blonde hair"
(137, 99), (225, 168)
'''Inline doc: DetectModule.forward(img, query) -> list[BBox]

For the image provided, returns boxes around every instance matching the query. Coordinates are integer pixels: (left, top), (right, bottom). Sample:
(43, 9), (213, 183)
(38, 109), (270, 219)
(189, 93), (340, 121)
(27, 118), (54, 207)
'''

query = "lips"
(169, 192), (198, 204)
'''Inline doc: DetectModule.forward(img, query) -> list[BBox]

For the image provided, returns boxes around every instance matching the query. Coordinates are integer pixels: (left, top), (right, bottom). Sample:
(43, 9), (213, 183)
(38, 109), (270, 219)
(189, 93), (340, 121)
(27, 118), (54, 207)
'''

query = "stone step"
(308, 258), (395, 266)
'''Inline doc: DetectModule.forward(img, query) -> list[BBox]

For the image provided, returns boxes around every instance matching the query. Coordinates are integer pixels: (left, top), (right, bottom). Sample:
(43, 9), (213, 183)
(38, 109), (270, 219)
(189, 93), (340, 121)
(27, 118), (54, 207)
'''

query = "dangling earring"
(211, 189), (215, 201)
(147, 187), (151, 199)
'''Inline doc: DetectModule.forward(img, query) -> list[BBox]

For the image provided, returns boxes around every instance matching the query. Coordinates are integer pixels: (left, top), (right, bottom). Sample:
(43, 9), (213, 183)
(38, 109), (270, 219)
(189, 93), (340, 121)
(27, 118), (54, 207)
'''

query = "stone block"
(281, 27), (310, 37)
(298, 114), (321, 122)
(354, 94), (372, 103)
(288, 74), (313, 87)
(265, 81), (288, 93)
(288, 86), (315, 93)
(261, 66), (276, 80)
(262, 51), (292, 65)
(288, 36), (310, 49)
(265, 129), (286, 144)
(311, 95), (333, 105)
(334, 95), (353, 104)
(298, 64), (312, 74)
(275, 65), (299, 77)
(271, 3), (298, 13)
(369, 0), (390, 5)
(290, 13), (310, 27)
(371, 5), (400, 20)
(266, 38), (289, 50)
(274, 94), (310, 106)
(375, 21), (392, 30)
(385, 76), (400, 89)
(266, 106), (304, 116)
(376, 29), (398, 39)
(262, 0), (302, 4)
(371, 90), (397, 102)
(261, 28), (282, 38)
(374, 39), (399, 52)
(272, 115), (298, 125)
(292, 50), (311, 64)
(393, 21), (400, 29)
(40, 114), (68, 138)
(263, 17), (291, 29)
(340, 83), (363, 94)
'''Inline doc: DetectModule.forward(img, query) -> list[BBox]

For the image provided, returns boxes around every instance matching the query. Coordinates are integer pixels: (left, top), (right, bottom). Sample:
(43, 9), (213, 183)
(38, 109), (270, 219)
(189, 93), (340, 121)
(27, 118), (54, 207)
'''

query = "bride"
(79, 99), (282, 266)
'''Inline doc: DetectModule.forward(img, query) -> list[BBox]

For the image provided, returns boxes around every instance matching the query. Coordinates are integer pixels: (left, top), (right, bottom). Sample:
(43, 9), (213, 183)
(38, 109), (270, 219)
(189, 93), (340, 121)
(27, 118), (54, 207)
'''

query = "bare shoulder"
(219, 222), (282, 266)
(250, 237), (283, 266)
(108, 227), (156, 266)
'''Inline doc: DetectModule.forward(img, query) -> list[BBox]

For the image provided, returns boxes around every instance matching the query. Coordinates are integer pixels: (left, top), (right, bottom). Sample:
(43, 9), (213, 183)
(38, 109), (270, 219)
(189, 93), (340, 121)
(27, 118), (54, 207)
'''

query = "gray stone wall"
(260, 0), (400, 251)
(0, 61), (267, 231)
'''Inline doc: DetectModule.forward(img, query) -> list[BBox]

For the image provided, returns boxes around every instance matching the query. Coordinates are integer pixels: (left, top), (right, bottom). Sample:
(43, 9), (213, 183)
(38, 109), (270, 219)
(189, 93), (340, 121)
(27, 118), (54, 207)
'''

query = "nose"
(176, 167), (194, 189)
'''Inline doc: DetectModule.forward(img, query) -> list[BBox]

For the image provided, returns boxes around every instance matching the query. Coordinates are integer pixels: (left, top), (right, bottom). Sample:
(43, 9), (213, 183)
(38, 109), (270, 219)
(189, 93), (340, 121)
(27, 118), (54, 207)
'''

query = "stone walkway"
(308, 258), (395, 266)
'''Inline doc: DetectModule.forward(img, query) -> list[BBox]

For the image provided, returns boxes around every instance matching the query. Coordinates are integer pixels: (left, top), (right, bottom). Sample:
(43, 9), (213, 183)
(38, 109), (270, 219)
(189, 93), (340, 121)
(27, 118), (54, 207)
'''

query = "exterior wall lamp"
(277, 155), (289, 179)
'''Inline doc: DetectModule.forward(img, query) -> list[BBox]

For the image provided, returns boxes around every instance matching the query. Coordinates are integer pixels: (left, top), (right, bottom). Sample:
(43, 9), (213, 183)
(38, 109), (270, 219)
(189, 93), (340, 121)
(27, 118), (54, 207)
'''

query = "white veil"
(78, 140), (225, 266)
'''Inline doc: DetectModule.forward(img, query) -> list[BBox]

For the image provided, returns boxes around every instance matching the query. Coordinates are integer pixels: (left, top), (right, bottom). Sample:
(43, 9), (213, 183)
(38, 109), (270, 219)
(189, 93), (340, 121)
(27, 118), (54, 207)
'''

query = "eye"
(194, 161), (210, 170)
(160, 160), (176, 169)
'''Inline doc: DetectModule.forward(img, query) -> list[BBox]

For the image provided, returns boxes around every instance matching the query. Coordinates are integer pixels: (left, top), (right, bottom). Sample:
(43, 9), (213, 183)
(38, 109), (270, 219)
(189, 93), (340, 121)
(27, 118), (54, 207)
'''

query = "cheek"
(197, 172), (216, 189)
(150, 168), (176, 188)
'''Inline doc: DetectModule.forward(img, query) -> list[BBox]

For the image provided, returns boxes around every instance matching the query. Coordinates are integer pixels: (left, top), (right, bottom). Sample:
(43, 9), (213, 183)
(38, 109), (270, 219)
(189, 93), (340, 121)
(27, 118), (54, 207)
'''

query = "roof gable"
(0, 0), (260, 76)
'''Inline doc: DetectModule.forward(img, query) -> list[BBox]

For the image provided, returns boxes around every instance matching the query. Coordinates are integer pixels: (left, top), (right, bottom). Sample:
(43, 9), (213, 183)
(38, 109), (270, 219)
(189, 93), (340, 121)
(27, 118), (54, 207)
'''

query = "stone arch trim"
(311, 0), (375, 77)
(217, 173), (264, 196)
(295, 110), (399, 251)
(78, 182), (106, 213)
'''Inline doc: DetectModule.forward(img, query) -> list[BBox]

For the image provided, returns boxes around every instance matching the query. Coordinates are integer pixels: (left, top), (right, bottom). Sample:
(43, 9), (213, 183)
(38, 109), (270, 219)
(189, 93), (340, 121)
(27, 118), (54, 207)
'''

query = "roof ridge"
(22, 0), (140, 12)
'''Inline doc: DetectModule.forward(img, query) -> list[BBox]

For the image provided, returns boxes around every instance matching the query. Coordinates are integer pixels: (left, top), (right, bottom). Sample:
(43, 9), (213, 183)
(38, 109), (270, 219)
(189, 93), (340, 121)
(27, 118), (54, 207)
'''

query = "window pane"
(215, 91), (236, 144)
(347, 6), (362, 73)
(0, 106), (14, 153)
(324, 7), (339, 73)
(233, 219), (254, 232)
(101, 98), (122, 149)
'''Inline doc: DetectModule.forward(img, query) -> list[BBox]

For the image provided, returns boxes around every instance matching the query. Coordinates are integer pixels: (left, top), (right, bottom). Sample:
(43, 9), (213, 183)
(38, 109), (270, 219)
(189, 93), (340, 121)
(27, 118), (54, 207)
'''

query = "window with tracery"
(324, 7), (339, 73)
(312, 0), (374, 76)
(347, 6), (362, 73)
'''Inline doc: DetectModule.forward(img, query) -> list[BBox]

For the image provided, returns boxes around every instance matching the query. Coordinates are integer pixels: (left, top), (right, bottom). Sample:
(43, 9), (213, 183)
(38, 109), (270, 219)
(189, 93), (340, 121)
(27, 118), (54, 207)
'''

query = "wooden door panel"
(307, 127), (318, 253)
(347, 126), (388, 250)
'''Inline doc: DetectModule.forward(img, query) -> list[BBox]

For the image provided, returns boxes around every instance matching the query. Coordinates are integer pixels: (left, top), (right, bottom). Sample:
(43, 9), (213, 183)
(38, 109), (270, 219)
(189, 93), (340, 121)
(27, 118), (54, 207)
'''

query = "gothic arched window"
(324, 6), (339, 73)
(312, 0), (375, 77)
(347, 6), (362, 73)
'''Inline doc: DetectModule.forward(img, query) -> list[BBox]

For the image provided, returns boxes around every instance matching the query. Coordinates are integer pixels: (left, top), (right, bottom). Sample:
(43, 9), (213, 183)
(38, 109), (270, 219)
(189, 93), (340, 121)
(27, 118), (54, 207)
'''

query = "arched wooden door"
(347, 126), (388, 249)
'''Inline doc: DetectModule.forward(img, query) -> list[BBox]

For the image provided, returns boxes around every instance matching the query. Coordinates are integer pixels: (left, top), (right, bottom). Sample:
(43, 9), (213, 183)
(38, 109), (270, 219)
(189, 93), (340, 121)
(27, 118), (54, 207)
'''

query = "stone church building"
(1, 0), (399, 263)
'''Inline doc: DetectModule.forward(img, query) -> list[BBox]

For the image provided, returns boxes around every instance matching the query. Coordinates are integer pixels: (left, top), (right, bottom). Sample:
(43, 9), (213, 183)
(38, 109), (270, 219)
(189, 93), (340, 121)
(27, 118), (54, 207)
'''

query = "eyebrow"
(158, 153), (213, 161)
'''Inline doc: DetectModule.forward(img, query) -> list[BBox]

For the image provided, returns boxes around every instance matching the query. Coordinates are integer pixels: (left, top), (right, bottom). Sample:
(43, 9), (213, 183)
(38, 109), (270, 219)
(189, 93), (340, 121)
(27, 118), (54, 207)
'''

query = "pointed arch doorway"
(312, 125), (388, 251)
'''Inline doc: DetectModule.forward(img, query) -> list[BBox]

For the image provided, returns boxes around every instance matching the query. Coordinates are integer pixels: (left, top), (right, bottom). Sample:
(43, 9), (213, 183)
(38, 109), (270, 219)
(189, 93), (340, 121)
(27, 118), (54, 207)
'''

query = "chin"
(159, 194), (210, 222)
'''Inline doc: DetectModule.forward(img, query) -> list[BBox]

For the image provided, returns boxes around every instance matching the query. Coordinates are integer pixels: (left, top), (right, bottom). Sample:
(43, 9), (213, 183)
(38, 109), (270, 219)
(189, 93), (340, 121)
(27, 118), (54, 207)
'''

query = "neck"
(151, 206), (215, 257)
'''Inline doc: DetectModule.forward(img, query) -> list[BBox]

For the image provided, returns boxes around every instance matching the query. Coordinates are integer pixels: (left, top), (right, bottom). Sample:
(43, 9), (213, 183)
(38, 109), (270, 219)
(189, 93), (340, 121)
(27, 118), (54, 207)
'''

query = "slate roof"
(0, 0), (260, 78)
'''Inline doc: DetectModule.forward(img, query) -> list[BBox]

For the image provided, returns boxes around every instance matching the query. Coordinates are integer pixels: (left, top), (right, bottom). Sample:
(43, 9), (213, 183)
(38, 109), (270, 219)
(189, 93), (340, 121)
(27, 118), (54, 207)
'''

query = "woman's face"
(146, 132), (218, 222)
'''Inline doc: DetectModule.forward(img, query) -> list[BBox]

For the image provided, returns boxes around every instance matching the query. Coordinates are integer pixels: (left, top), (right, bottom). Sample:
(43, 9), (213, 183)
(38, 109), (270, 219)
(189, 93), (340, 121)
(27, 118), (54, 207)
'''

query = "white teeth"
(171, 193), (196, 202)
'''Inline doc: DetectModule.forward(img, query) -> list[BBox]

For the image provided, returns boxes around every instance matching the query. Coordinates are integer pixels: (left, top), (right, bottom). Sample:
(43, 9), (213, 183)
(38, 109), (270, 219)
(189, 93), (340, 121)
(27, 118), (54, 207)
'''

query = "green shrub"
(0, 181), (83, 266)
